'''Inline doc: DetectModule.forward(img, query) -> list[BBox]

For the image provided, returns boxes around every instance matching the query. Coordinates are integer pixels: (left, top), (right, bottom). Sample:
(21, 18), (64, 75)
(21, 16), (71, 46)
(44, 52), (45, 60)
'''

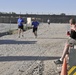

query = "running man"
(17, 16), (24, 38)
(32, 19), (39, 38)
(47, 19), (50, 25)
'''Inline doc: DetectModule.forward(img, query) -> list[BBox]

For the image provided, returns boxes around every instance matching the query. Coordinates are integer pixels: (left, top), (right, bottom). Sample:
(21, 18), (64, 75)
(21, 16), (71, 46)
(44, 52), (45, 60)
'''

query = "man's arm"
(22, 19), (24, 24)
(74, 25), (76, 32)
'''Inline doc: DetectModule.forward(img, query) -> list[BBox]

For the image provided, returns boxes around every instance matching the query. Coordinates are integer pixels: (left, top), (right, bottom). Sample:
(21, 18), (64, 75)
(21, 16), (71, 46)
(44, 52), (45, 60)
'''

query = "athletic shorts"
(18, 25), (23, 30)
(33, 27), (37, 32)
(67, 37), (76, 46)
(48, 22), (50, 24)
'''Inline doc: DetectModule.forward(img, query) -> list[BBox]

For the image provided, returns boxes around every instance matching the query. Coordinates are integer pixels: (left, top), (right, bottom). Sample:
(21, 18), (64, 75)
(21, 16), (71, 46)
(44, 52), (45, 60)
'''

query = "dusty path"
(0, 23), (69, 75)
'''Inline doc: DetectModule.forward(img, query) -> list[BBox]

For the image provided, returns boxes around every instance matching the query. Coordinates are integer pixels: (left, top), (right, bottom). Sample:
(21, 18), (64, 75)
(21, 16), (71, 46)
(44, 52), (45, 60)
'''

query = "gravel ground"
(0, 23), (69, 75)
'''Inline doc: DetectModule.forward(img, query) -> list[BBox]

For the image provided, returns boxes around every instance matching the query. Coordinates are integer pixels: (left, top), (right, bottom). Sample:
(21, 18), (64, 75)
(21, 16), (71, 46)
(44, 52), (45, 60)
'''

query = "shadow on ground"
(37, 37), (67, 39)
(0, 32), (11, 37)
(0, 40), (37, 44)
(0, 56), (60, 62)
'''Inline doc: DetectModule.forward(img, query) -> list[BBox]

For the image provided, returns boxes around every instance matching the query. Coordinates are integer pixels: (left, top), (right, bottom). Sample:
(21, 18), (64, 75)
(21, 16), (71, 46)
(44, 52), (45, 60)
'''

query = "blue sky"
(0, 0), (76, 15)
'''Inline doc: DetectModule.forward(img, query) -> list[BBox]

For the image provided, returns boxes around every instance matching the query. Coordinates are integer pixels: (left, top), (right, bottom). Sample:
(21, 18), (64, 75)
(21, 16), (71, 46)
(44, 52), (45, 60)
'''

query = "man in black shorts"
(32, 19), (39, 38)
(17, 16), (24, 38)
(47, 19), (50, 25)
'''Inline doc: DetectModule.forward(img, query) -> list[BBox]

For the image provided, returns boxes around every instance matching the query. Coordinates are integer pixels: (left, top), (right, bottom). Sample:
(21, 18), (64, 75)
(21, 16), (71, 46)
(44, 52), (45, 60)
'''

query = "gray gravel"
(0, 23), (69, 75)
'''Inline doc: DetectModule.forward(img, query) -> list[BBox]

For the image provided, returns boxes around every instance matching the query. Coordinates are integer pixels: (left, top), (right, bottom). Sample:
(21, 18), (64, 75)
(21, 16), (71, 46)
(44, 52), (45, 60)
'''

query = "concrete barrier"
(69, 46), (76, 67)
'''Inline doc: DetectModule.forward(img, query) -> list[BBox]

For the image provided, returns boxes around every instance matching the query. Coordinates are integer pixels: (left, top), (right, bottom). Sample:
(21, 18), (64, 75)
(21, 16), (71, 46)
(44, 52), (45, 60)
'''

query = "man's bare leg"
(60, 43), (69, 61)
(54, 43), (70, 64)
(21, 29), (24, 37)
(18, 28), (21, 38)
(34, 31), (37, 38)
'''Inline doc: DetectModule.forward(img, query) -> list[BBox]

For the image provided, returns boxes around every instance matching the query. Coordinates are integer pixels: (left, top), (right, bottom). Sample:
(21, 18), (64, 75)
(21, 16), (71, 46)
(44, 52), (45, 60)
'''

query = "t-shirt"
(70, 30), (76, 39)
(47, 19), (50, 23)
(32, 21), (39, 28)
(17, 18), (24, 26)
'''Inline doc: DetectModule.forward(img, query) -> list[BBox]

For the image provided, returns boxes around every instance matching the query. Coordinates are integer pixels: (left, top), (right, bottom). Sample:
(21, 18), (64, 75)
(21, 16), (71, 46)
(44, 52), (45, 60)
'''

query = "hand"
(67, 31), (70, 36)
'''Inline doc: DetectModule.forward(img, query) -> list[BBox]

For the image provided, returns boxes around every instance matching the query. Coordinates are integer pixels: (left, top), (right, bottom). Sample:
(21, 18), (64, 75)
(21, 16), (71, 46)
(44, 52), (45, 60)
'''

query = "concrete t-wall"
(0, 14), (76, 23)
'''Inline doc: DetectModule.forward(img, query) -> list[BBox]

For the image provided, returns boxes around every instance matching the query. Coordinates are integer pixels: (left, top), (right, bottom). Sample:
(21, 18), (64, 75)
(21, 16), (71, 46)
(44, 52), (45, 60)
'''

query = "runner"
(32, 19), (39, 38)
(17, 16), (24, 38)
